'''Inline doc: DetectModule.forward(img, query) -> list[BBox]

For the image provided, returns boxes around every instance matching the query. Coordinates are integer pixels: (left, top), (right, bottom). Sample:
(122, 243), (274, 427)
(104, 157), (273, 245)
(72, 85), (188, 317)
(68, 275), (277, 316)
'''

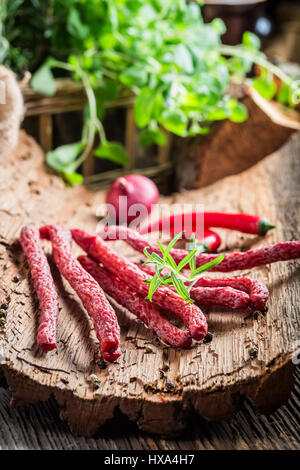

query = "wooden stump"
(173, 89), (300, 190)
(0, 131), (299, 436)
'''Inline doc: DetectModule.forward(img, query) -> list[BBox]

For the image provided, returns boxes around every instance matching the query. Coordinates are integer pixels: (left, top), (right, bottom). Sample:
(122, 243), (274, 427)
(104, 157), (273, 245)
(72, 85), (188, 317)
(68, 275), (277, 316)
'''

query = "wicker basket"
(21, 78), (173, 191)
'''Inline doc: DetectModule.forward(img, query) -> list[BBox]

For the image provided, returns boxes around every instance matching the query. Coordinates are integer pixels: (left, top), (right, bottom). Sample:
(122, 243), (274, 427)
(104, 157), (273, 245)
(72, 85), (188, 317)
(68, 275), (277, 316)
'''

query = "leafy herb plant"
(143, 231), (225, 302)
(1, 0), (299, 183)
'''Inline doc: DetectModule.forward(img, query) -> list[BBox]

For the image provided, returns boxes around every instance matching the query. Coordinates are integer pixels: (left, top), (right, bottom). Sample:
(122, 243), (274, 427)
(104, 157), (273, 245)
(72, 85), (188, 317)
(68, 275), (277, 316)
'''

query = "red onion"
(106, 174), (159, 225)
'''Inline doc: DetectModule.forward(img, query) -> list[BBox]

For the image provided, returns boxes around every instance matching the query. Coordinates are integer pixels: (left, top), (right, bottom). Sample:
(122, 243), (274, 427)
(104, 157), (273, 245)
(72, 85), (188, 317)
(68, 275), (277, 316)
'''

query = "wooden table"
(0, 131), (299, 449)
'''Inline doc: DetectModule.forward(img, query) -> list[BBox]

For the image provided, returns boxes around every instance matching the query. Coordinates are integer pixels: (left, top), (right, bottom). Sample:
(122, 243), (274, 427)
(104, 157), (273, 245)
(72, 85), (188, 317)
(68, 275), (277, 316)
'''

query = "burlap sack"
(0, 66), (24, 162)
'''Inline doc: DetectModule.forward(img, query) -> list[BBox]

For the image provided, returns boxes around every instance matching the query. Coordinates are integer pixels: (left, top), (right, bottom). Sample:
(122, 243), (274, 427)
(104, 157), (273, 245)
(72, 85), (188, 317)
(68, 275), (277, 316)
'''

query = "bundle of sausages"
(20, 224), (300, 363)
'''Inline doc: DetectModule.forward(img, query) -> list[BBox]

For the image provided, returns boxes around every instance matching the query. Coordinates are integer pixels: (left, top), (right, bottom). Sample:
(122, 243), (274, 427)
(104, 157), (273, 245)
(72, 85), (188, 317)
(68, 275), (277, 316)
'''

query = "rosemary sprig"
(143, 231), (225, 303)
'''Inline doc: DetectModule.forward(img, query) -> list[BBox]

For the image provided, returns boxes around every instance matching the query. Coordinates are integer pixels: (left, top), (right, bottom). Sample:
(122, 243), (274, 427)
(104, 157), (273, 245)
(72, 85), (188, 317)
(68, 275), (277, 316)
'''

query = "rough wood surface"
(1, 369), (299, 449)
(0, 131), (299, 437)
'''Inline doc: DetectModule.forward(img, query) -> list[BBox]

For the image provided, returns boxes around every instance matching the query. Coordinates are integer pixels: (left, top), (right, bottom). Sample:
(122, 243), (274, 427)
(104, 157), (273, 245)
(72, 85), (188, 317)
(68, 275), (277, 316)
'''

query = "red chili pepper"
(40, 225), (121, 363)
(138, 264), (250, 310)
(20, 225), (59, 351)
(140, 212), (275, 238)
(198, 229), (221, 253)
(78, 255), (192, 348)
(180, 228), (220, 252)
(71, 229), (208, 341)
(138, 264), (269, 312)
(99, 226), (300, 273)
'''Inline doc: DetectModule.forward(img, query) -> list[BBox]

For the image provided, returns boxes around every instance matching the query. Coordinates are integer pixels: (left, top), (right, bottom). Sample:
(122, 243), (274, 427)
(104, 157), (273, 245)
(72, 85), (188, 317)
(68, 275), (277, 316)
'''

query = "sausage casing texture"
(20, 225), (59, 351)
(139, 264), (251, 310)
(99, 226), (300, 272)
(78, 255), (192, 348)
(71, 229), (208, 341)
(40, 225), (121, 362)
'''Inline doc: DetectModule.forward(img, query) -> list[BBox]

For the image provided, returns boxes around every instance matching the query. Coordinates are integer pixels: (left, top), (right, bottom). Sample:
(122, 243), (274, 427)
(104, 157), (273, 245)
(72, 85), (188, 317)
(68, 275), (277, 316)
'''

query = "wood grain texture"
(0, 369), (299, 450)
(0, 131), (299, 437)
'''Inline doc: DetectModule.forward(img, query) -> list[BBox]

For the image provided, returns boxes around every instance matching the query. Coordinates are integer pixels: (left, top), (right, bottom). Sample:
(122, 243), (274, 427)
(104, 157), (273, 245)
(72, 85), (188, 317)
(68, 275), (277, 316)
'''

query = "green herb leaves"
(26, 0), (256, 154)
(252, 77), (277, 100)
(252, 67), (276, 100)
(46, 141), (84, 185)
(160, 110), (188, 136)
(94, 141), (129, 166)
(5, 0), (300, 186)
(174, 44), (194, 74)
(134, 88), (157, 128)
(31, 57), (128, 184)
(228, 99), (248, 123)
(119, 66), (148, 88)
(31, 63), (56, 96)
(46, 142), (83, 172)
(139, 127), (167, 147)
(143, 231), (225, 302)
(221, 31), (300, 107)
(242, 31), (261, 51)
(67, 8), (89, 40)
